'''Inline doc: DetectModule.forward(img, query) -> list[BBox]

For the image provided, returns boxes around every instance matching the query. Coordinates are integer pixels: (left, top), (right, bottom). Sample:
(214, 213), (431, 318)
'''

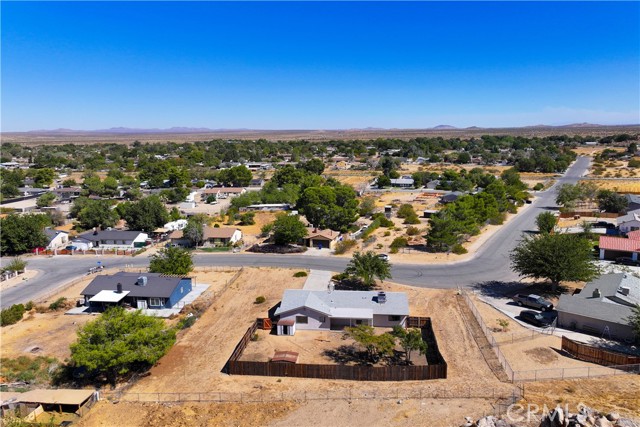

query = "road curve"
(0, 157), (590, 307)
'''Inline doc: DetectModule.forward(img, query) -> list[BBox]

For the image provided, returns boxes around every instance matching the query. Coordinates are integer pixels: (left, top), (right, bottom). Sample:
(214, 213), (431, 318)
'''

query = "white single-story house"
(76, 229), (149, 249)
(303, 227), (341, 250)
(44, 228), (69, 250)
(617, 209), (640, 233)
(274, 290), (409, 335)
(53, 187), (82, 201)
(169, 226), (242, 247)
(390, 178), (415, 188)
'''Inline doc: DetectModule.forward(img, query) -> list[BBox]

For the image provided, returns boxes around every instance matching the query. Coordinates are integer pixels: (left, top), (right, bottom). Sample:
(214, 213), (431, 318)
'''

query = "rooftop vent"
(137, 276), (148, 287)
(620, 286), (630, 296)
(116, 283), (123, 294)
(377, 291), (387, 304)
(592, 288), (601, 298)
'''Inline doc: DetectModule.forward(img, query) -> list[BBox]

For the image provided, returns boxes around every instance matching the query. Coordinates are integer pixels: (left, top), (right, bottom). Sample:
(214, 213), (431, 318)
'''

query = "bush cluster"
(1, 304), (25, 326)
(334, 239), (357, 255)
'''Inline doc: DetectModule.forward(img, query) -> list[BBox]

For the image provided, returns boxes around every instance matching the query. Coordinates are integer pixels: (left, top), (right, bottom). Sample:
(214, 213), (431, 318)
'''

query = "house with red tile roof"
(598, 234), (640, 262)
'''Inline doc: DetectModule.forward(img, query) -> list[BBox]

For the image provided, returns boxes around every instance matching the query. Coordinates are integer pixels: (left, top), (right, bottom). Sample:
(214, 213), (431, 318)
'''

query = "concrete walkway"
(303, 270), (334, 291)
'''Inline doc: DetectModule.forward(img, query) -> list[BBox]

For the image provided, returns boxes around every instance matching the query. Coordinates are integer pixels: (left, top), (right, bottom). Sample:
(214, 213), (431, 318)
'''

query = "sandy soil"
(580, 179), (640, 193)
(241, 328), (428, 366)
(521, 376), (640, 419)
(0, 268), (239, 362)
(323, 170), (377, 189)
(470, 296), (599, 372)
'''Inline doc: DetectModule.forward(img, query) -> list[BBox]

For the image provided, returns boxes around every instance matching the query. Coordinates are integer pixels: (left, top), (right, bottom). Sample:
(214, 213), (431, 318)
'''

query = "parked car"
(512, 294), (554, 311)
(518, 310), (554, 328)
(593, 221), (615, 229)
(615, 257), (640, 266)
(65, 245), (78, 251)
(377, 254), (390, 261)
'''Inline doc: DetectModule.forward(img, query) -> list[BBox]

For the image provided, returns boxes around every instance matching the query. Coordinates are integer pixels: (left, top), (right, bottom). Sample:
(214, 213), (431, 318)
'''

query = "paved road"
(0, 157), (590, 307)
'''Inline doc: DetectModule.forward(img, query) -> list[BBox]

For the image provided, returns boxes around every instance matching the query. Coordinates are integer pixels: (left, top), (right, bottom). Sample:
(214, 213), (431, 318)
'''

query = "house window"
(319, 316), (326, 322)
(149, 298), (164, 307)
(355, 319), (363, 325)
(388, 315), (401, 321)
(296, 316), (308, 324)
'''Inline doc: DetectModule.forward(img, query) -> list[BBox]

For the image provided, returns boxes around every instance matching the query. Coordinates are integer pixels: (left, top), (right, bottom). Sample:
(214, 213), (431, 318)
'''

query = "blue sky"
(2, 1), (639, 131)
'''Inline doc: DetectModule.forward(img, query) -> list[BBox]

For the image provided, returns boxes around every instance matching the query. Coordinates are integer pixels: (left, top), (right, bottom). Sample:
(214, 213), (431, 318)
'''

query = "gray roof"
(274, 290), (409, 317)
(44, 228), (67, 242)
(77, 230), (145, 242)
(556, 273), (640, 326)
(80, 272), (189, 298)
(617, 209), (640, 224)
(625, 194), (640, 205)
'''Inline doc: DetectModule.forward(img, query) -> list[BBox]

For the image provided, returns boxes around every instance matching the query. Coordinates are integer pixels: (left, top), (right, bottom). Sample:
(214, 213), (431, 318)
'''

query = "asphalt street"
(0, 156), (591, 308)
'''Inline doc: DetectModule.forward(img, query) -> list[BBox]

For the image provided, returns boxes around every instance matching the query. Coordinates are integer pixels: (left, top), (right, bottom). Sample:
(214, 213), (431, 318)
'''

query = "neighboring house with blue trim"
(80, 272), (192, 311)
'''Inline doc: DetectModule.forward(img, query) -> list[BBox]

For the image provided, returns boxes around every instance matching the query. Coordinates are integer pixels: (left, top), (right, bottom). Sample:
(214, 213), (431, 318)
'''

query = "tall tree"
(0, 214), (50, 255)
(183, 214), (207, 247)
(76, 199), (119, 230)
(272, 214), (307, 246)
(122, 195), (169, 232)
(70, 307), (176, 384)
(510, 233), (599, 291)
(344, 324), (396, 364)
(149, 246), (193, 275)
(345, 251), (392, 289)
(596, 190), (628, 213)
(535, 211), (557, 234)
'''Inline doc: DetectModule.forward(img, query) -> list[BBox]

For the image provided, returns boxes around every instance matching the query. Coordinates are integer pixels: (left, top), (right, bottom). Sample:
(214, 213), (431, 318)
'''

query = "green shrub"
(360, 219), (381, 240)
(1, 304), (25, 327)
(533, 183), (544, 191)
(239, 212), (256, 226)
(396, 204), (417, 219)
(254, 296), (266, 304)
(4, 257), (27, 273)
(628, 159), (640, 168)
(403, 215), (421, 225)
(390, 237), (408, 249)
(24, 301), (34, 311)
(334, 239), (357, 255)
(452, 244), (468, 254)
(371, 213), (394, 227)
(260, 222), (274, 237)
(383, 231), (391, 237)
(389, 247), (399, 254)
(178, 315), (197, 329)
(406, 226), (420, 236)
(48, 297), (67, 311)
(293, 271), (308, 278)
(251, 333), (259, 341)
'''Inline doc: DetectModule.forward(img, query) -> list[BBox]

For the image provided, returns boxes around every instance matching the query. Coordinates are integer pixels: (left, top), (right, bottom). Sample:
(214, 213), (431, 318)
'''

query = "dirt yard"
(241, 328), (428, 367)
(0, 268), (240, 362)
(470, 295), (600, 372)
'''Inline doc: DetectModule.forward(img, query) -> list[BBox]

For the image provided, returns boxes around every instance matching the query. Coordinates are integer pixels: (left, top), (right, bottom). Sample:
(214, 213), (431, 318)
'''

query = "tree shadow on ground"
(323, 345), (372, 366)
(472, 280), (572, 299)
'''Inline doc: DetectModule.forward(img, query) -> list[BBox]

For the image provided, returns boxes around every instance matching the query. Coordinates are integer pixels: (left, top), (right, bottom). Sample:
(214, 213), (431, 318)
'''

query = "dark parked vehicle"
(518, 310), (554, 328)
(615, 257), (640, 266)
(65, 245), (78, 251)
(512, 294), (554, 311)
(593, 221), (615, 229)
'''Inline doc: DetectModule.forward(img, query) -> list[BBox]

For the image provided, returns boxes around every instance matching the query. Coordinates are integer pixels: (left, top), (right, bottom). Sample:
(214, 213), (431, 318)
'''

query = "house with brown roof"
(598, 234), (640, 262)
(303, 227), (341, 250)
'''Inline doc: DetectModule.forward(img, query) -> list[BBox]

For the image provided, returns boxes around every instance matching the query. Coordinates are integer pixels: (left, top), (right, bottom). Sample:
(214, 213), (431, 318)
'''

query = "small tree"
(272, 214), (307, 246)
(535, 211), (557, 234)
(359, 197), (377, 217)
(183, 214), (206, 247)
(344, 324), (395, 363)
(596, 190), (628, 213)
(149, 247), (193, 275)
(391, 326), (427, 364)
(4, 257), (27, 273)
(345, 251), (392, 289)
(36, 192), (56, 208)
(70, 307), (176, 384)
(510, 233), (599, 291)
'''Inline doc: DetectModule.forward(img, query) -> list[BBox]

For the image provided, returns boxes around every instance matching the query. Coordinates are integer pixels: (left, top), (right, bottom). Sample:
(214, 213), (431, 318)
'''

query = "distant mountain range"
(18, 122), (634, 134)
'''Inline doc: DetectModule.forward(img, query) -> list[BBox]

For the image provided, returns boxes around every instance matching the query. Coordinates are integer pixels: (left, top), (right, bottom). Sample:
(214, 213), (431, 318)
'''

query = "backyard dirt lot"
(579, 179), (640, 193)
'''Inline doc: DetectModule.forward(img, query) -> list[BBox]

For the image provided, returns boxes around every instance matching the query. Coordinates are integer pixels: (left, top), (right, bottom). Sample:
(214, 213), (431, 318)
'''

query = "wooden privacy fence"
(224, 317), (447, 381)
(562, 336), (640, 366)
(558, 211), (620, 219)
